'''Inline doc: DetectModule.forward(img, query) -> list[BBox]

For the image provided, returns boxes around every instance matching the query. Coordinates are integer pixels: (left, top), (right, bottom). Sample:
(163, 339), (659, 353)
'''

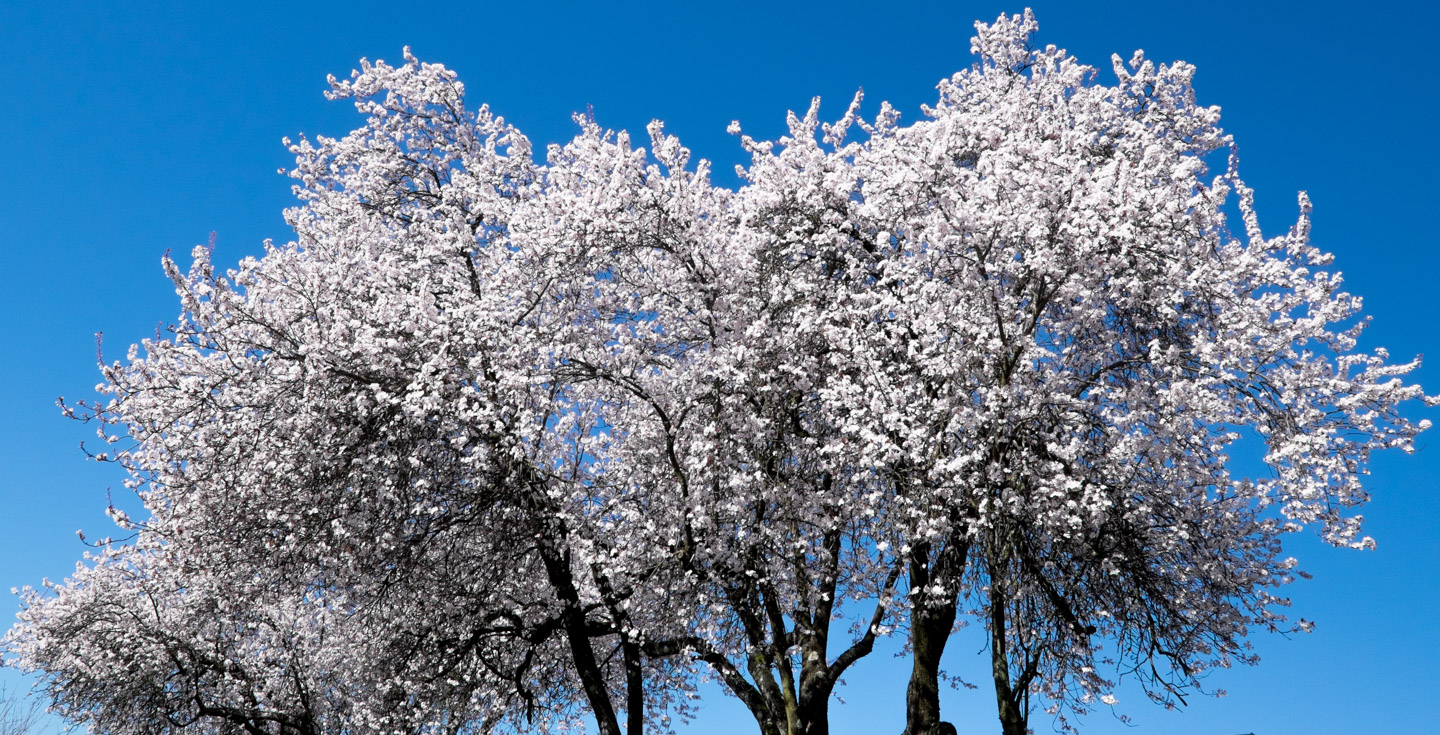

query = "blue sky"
(1, 1), (1436, 733)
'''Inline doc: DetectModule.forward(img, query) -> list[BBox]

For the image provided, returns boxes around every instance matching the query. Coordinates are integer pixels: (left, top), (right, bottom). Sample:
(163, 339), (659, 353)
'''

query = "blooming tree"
(841, 11), (1432, 733)
(8, 10), (1432, 735)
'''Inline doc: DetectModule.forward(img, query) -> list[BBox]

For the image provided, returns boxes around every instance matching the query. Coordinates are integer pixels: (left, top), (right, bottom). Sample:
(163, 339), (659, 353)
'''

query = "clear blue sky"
(1, 2), (1436, 733)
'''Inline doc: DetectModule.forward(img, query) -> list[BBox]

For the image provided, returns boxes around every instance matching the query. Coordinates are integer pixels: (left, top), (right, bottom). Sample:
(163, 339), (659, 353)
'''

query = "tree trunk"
(796, 683), (832, 735)
(744, 700), (785, 735)
(796, 636), (834, 735)
(988, 576), (1028, 735)
(538, 544), (622, 735)
(593, 564), (645, 735)
(903, 535), (967, 735)
(623, 635), (644, 735)
(906, 597), (956, 735)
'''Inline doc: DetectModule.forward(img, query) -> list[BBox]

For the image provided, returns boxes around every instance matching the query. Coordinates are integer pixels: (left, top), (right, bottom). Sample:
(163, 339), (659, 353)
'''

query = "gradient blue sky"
(2, 2), (1437, 733)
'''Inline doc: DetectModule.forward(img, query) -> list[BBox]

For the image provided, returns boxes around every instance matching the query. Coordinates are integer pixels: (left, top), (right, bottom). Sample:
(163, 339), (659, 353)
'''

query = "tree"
(7, 11), (1431, 735)
(14, 54), (702, 735)
(559, 104), (906, 735)
(842, 10), (1434, 733)
(12, 540), (356, 735)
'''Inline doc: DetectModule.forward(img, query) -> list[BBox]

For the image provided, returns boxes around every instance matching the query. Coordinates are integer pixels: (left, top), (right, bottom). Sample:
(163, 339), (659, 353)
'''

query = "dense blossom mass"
(7, 10), (1432, 735)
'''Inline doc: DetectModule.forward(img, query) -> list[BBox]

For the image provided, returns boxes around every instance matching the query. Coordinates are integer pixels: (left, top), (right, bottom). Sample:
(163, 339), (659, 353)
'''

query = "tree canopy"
(8, 10), (1432, 735)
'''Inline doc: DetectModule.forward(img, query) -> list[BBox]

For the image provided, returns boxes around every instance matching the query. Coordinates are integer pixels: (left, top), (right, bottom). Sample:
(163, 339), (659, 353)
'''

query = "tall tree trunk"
(622, 635), (644, 735)
(903, 535), (968, 735)
(988, 571), (1029, 735)
(906, 596), (956, 735)
(796, 666), (833, 735)
(990, 643), (1028, 734)
(591, 562), (646, 735)
(538, 544), (623, 735)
